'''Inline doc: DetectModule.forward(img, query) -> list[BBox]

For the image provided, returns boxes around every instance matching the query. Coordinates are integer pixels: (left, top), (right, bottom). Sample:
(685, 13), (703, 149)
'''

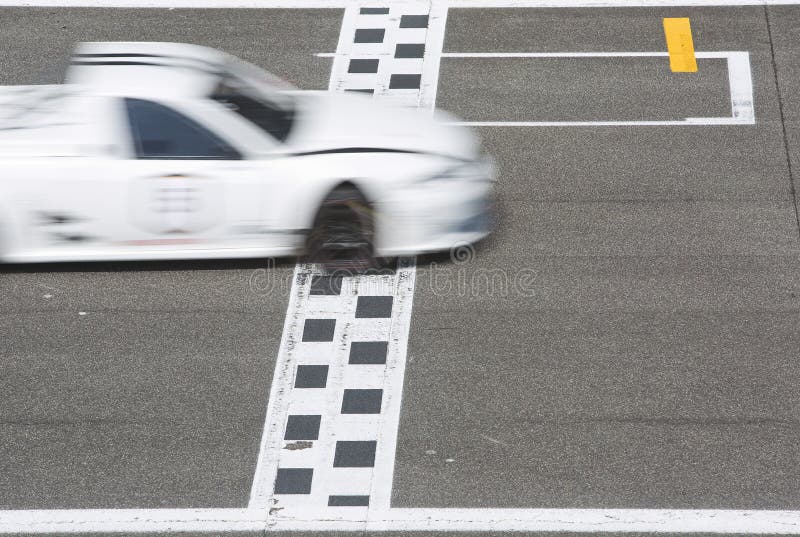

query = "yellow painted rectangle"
(663, 17), (698, 73)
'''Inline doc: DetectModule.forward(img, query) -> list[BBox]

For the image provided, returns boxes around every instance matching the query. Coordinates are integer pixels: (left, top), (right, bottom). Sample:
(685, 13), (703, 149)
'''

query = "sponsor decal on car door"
(129, 173), (224, 237)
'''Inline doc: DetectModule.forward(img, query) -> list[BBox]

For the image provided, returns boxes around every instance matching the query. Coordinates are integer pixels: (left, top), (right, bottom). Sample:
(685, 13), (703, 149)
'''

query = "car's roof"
(66, 42), (228, 99)
(65, 42), (295, 105)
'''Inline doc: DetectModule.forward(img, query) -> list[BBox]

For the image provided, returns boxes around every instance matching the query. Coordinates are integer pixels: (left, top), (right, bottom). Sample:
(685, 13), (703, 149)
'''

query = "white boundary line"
(728, 51), (755, 120)
(443, 51), (730, 57)
(247, 265), (305, 512)
(1, 0), (800, 7)
(325, 1), (359, 93)
(303, 509), (800, 533)
(446, 0), (800, 5)
(420, 0), (449, 111)
(0, 509), (264, 534)
(5, 508), (800, 534)
(274, 509), (800, 533)
(452, 119), (753, 126)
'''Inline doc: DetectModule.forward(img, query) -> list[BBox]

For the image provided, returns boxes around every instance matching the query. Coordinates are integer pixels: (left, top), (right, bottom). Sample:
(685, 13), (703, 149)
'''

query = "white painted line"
(6, 507), (800, 534)
(442, 51), (741, 57)
(442, 50), (756, 126)
(358, 508), (800, 533)
(2, 0), (800, 7)
(419, 0), (448, 110)
(325, 3), (360, 94)
(248, 264), (306, 512)
(452, 119), (755, 126)
(728, 51), (755, 121)
(325, 51), (743, 58)
(327, 50), (727, 59)
(446, 0), (800, 5)
(0, 0), (345, 5)
(0, 509), (264, 534)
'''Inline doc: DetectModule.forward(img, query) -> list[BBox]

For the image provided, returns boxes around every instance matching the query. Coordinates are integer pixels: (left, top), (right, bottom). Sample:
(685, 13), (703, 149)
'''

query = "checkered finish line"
(248, 262), (416, 522)
(328, 1), (445, 107)
(248, 2), (443, 523)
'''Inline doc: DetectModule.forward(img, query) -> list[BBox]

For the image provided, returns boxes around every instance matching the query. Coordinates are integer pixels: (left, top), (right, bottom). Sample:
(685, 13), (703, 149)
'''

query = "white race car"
(0, 42), (494, 267)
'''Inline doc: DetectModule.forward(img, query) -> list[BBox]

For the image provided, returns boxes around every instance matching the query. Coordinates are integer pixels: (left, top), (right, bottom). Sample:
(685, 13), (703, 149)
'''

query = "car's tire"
(305, 185), (382, 273)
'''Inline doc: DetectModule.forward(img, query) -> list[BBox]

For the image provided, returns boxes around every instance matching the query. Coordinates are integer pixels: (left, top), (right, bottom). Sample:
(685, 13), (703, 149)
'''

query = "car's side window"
(124, 98), (242, 160)
(211, 90), (294, 143)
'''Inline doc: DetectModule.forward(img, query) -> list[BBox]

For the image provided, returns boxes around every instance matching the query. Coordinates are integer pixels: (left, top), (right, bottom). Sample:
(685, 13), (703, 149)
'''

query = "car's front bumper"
(375, 156), (495, 257)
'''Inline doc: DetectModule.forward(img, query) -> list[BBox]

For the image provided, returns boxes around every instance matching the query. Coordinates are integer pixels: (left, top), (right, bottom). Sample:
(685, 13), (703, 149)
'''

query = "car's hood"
(286, 91), (479, 161)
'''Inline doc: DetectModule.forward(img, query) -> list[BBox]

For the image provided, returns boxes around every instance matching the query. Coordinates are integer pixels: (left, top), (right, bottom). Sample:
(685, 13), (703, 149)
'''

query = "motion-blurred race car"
(0, 42), (494, 268)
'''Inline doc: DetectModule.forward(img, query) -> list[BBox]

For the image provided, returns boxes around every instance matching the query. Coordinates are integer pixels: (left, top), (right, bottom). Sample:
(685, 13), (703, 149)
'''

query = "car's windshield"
(210, 68), (295, 143)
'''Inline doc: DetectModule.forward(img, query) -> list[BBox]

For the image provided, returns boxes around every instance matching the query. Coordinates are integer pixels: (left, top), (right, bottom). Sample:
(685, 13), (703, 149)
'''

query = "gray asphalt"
(0, 259), (296, 509)
(396, 5), (800, 511)
(1, 3), (800, 535)
(439, 57), (732, 122)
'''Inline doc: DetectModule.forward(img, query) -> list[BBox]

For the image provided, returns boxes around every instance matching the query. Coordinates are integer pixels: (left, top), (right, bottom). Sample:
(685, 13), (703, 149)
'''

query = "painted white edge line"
(279, 508), (800, 533)
(419, 0), (449, 111)
(321, 51), (742, 58)
(443, 51), (735, 57)
(728, 51), (755, 120)
(446, 0), (800, 6)
(247, 264), (305, 511)
(0, 509), (264, 534)
(6, 508), (800, 534)
(1, 0), (800, 7)
(451, 119), (755, 126)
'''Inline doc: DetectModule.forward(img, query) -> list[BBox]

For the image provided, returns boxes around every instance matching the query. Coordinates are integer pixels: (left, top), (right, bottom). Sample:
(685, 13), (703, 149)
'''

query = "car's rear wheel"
(305, 186), (380, 273)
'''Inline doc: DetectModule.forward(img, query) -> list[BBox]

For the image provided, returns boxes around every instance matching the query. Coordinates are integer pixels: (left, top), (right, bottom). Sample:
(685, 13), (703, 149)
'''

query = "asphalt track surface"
(2, 3), (800, 536)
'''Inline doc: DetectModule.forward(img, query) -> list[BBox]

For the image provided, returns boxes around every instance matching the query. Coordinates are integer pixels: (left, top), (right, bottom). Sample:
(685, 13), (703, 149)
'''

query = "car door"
(119, 97), (274, 256)
(8, 156), (129, 261)
(4, 95), (131, 262)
